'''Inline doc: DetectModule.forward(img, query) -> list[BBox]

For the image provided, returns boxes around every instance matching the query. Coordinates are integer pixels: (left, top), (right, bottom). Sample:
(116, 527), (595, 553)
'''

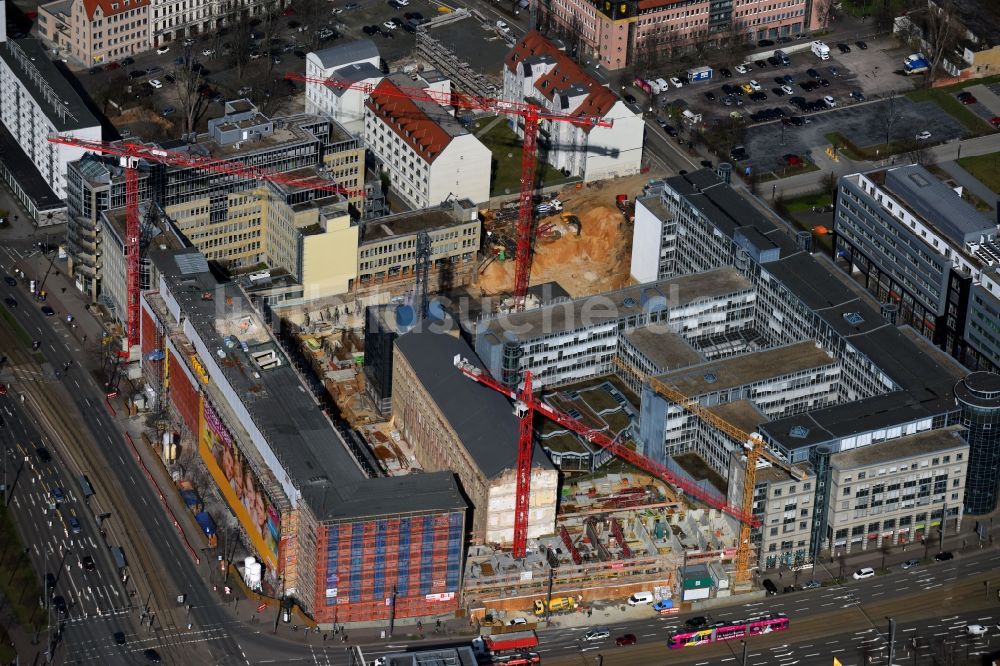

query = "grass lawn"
(782, 191), (833, 213)
(0, 505), (45, 632)
(906, 77), (1000, 135)
(957, 152), (1000, 194)
(474, 115), (576, 197)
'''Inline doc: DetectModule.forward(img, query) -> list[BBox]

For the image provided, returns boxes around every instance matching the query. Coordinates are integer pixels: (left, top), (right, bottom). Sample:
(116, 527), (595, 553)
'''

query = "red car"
(960, 95), (977, 105)
(615, 634), (637, 646)
(783, 154), (803, 166)
(990, 117), (1000, 128)
(105, 61), (121, 70)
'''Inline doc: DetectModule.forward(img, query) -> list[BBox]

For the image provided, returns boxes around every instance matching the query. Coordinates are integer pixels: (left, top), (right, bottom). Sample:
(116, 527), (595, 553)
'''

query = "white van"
(811, 40), (830, 60)
(627, 591), (654, 606)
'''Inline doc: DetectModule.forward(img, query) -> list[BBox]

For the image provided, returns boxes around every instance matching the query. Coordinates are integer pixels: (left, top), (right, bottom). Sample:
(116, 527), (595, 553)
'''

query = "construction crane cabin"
(285, 72), (612, 312)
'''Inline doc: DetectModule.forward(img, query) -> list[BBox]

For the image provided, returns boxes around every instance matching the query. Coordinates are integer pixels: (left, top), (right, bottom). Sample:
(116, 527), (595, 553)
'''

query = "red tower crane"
(47, 136), (365, 358)
(453, 356), (760, 559)
(284, 73), (613, 311)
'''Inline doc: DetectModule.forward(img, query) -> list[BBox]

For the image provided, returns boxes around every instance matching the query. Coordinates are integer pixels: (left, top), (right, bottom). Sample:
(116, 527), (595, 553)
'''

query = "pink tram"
(667, 613), (789, 649)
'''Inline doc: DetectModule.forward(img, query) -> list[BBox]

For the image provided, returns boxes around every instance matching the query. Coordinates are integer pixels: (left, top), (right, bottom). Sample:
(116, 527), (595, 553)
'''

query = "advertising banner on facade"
(201, 400), (281, 567)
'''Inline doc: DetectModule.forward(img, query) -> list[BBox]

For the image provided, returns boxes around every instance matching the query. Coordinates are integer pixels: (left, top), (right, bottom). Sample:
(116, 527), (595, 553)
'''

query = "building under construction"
(139, 247), (470, 627)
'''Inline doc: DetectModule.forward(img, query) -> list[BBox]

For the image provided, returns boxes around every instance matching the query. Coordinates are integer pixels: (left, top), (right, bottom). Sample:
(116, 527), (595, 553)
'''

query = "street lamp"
(741, 639), (748, 665)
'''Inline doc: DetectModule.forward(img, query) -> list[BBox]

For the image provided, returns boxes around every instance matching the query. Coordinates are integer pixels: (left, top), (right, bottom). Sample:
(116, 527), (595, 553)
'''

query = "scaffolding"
(415, 29), (498, 99)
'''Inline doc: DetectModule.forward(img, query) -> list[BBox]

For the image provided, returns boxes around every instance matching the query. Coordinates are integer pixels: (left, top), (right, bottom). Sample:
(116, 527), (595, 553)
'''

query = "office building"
(502, 32), (644, 181)
(0, 32), (101, 226)
(65, 103), (364, 300)
(37, 0), (150, 66)
(139, 248), (468, 625)
(628, 168), (985, 570)
(475, 267), (754, 389)
(392, 328), (559, 545)
(364, 76), (491, 210)
(305, 40), (384, 134)
(540, 0), (819, 72)
(834, 165), (1000, 372)
(954, 371), (1000, 514)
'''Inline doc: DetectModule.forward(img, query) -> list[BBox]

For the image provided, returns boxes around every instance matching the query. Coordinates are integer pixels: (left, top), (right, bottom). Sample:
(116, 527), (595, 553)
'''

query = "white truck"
(811, 41), (830, 60)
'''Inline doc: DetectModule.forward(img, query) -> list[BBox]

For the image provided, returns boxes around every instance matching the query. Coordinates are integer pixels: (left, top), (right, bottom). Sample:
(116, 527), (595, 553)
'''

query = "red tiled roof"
(503, 30), (618, 128)
(365, 79), (454, 164)
(82, 0), (149, 21)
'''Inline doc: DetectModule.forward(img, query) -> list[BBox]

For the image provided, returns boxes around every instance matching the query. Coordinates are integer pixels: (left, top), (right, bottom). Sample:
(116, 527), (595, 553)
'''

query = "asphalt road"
(535, 548), (1000, 666)
(0, 243), (379, 665)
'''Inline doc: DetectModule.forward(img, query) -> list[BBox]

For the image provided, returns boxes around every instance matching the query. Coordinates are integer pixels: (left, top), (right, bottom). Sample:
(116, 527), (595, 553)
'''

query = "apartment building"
(364, 76), (491, 210)
(139, 248), (467, 625)
(834, 165), (1000, 373)
(37, 0), (150, 66)
(305, 40), (384, 134)
(503, 32), (644, 181)
(542, 0), (819, 71)
(392, 328), (559, 545)
(0, 33), (101, 226)
(474, 267), (754, 389)
(65, 102), (363, 300)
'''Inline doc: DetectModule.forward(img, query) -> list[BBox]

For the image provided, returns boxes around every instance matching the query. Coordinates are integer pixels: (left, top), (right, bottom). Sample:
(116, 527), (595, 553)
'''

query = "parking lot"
(742, 96), (969, 173)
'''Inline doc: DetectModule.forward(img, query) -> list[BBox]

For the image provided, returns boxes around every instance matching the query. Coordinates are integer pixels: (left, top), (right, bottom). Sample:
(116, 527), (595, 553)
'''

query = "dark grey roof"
(328, 62), (384, 96)
(0, 124), (64, 210)
(394, 329), (554, 479)
(882, 165), (995, 246)
(304, 471), (467, 522)
(151, 249), (461, 521)
(0, 37), (100, 132)
(311, 40), (380, 69)
(663, 170), (799, 254)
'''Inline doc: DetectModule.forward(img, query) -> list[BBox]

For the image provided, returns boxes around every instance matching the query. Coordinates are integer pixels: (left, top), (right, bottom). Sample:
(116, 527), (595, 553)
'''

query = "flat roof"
(880, 165), (995, 246)
(636, 191), (673, 222)
(0, 37), (100, 132)
(394, 329), (555, 479)
(480, 267), (753, 340)
(831, 426), (968, 469)
(706, 400), (767, 433)
(662, 170), (800, 255)
(0, 124), (64, 210)
(656, 340), (834, 396)
(361, 206), (464, 243)
(623, 326), (703, 373)
(761, 391), (951, 452)
(154, 251), (461, 519)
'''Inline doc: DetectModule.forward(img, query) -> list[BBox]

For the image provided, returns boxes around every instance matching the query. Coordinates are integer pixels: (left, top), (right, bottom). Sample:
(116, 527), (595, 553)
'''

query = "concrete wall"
(300, 213), (360, 299)
(485, 467), (559, 544)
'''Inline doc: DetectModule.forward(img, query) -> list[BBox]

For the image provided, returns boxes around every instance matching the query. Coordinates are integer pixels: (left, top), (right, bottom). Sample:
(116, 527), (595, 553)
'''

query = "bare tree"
(813, 0), (838, 30)
(96, 72), (129, 114)
(902, 136), (934, 165)
(923, 0), (963, 83)
(225, 1), (255, 81)
(717, 19), (752, 69)
(297, 0), (327, 52)
(174, 47), (207, 136)
(879, 90), (902, 146)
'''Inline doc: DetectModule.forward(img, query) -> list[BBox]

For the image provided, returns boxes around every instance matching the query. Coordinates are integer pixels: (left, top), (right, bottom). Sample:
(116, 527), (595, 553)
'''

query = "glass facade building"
(956, 372), (1000, 514)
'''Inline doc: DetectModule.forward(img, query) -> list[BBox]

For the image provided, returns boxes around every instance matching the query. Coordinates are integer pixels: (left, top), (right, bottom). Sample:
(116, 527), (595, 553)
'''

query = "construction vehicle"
(618, 359), (808, 589)
(472, 630), (539, 655)
(561, 213), (582, 236)
(615, 194), (635, 223)
(286, 72), (611, 315)
(533, 597), (578, 616)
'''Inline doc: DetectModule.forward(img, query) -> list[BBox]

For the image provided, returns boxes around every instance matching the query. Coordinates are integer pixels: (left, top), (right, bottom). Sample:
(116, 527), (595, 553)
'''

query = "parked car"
(915, 130), (932, 140)
(991, 116), (1000, 128)
(780, 85), (794, 95)
(121, 57), (135, 65)
(837, 42), (851, 54)
(855, 40), (868, 50)
(704, 91), (716, 101)
(806, 68), (820, 78)
(652, 599), (674, 613)
(669, 76), (684, 88)
(758, 38), (775, 47)
(961, 95), (978, 105)
(156, 46), (170, 54)
(128, 70), (146, 80)
(762, 578), (778, 595)
(784, 153), (802, 166)
(382, 19), (397, 29)
(822, 95), (836, 107)
(719, 67), (732, 77)
(148, 79), (163, 89)
(782, 74), (794, 85)
(853, 567), (876, 580)
(734, 63), (750, 74)
(495, 20), (510, 33)
(934, 551), (954, 561)
(850, 90), (866, 101)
